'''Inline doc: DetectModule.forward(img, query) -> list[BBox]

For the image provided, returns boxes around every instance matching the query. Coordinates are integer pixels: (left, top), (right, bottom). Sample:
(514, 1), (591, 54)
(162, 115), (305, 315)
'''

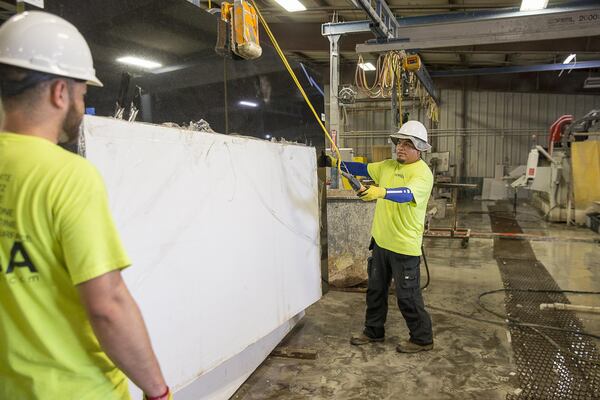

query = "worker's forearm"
(88, 288), (167, 397)
(324, 155), (371, 178)
(333, 159), (370, 178)
(342, 161), (370, 178)
(384, 187), (414, 203)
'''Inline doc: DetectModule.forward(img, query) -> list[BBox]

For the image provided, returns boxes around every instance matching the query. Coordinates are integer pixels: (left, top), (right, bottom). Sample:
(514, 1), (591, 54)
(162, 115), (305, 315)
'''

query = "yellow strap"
(249, 0), (343, 174)
(353, 51), (438, 125)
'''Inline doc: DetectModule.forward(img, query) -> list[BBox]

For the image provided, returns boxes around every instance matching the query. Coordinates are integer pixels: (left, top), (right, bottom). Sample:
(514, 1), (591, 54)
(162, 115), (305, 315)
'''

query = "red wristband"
(144, 387), (170, 400)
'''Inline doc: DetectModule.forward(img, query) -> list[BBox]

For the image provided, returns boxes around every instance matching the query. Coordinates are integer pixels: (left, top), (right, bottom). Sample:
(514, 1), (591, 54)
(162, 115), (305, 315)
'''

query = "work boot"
(350, 332), (384, 346)
(396, 340), (434, 353)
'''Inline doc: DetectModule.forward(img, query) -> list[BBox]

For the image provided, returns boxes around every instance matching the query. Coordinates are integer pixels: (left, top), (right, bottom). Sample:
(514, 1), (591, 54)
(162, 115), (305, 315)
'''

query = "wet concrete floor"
(233, 200), (600, 399)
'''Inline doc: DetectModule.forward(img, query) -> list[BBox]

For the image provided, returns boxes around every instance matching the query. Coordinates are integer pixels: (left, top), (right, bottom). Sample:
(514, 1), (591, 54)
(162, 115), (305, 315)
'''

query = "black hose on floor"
(416, 242), (600, 363)
(477, 288), (600, 365)
(421, 244), (430, 290)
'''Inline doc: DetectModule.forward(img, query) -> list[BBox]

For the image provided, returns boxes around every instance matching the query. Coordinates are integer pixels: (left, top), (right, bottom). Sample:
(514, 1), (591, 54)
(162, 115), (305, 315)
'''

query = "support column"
(460, 84), (468, 182)
(328, 34), (341, 188)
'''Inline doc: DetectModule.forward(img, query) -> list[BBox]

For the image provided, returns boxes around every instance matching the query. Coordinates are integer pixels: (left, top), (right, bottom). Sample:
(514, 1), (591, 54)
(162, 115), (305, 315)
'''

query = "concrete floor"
(233, 200), (600, 399)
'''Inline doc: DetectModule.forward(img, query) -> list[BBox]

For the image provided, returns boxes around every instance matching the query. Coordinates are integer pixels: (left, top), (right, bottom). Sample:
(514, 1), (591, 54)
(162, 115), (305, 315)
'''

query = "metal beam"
(429, 60), (600, 77)
(354, 0), (399, 39)
(321, 0), (439, 105)
(415, 66), (439, 104)
(322, 20), (371, 36)
(262, 2), (522, 14)
(0, 1), (15, 12)
(357, 4), (600, 52)
(393, 2), (598, 26)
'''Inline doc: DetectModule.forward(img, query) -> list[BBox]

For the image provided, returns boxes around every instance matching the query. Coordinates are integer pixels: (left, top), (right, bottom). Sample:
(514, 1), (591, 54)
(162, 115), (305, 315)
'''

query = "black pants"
(363, 240), (433, 345)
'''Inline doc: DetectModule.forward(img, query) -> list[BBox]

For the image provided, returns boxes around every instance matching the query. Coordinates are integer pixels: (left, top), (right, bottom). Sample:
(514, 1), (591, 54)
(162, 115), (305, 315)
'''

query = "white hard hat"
(390, 120), (431, 152)
(0, 11), (102, 86)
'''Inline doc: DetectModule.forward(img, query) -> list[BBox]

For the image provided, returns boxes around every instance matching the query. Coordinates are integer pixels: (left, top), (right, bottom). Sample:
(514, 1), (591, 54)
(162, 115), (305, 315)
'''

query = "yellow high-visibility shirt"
(367, 159), (433, 256)
(0, 133), (131, 400)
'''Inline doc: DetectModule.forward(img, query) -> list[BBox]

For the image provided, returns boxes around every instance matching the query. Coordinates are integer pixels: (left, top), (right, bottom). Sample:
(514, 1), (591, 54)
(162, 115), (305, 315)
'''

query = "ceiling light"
(358, 62), (376, 71)
(272, 0), (306, 12)
(563, 54), (576, 64)
(116, 56), (162, 69)
(239, 100), (258, 108)
(520, 0), (548, 12)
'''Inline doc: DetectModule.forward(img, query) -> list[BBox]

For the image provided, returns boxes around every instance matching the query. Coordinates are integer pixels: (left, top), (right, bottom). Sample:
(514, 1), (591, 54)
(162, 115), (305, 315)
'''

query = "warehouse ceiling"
(263, 0), (600, 69)
(1, 0), (600, 93)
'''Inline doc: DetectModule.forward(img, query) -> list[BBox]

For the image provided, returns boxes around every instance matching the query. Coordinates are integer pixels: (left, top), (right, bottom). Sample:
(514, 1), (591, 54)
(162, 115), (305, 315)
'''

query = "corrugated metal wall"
(340, 89), (600, 178)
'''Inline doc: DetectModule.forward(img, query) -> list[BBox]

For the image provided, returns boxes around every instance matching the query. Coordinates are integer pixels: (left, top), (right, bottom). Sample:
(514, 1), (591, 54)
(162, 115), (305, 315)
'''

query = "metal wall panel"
(340, 89), (600, 178)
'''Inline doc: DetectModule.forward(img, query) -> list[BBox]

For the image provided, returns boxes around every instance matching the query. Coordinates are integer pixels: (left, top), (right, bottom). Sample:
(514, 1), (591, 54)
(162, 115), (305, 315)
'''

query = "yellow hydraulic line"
(249, 0), (343, 175)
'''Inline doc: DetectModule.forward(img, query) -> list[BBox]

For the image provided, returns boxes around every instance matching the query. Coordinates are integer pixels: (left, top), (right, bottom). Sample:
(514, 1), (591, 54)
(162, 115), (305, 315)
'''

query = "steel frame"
(430, 60), (600, 77)
(356, 3), (600, 52)
(322, 0), (439, 105)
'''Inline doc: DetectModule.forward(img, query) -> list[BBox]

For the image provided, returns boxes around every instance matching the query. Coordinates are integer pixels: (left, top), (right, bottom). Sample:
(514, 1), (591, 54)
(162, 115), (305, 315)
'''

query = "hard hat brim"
(0, 57), (103, 87)
(390, 134), (431, 152)
(87, 76), (103, 87)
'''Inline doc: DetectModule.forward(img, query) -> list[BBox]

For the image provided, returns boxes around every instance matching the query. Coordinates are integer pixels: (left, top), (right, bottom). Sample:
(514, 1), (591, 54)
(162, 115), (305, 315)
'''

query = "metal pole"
(224, 58), (229, 135)
(391, 72), (397, 132)
(452, 188), (458, 234)
(328, 34), (341, 188)
(540, 303), (600, 314)
(16, 0), (25, 13)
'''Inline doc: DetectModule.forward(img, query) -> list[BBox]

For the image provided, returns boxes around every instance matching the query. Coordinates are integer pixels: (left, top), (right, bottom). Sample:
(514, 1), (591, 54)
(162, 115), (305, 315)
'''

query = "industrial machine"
(512, 110), (600, 222)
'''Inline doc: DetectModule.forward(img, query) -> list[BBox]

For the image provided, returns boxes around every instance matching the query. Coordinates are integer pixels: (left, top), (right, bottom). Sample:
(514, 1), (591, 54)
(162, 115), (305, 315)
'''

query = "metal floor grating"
(489, 204), (600, 400)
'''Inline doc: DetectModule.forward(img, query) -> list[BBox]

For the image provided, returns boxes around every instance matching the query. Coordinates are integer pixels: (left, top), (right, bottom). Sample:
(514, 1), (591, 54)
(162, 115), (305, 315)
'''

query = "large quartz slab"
(82, 116), (322, 397)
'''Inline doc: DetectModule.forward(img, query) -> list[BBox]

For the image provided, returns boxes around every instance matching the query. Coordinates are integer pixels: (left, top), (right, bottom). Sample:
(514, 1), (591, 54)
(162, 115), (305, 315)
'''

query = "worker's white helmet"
(390, 120), (431, 152)
(0, 11), (102, 86)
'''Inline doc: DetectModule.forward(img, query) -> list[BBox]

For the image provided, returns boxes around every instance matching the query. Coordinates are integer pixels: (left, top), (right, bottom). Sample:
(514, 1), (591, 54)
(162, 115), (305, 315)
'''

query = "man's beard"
(59, 101), (83, 144)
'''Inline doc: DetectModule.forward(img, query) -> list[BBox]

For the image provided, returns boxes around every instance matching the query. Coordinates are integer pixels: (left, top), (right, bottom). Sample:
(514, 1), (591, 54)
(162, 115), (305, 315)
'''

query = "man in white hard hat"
(323, 120), (434, 353)
(0, 12), (171, 400)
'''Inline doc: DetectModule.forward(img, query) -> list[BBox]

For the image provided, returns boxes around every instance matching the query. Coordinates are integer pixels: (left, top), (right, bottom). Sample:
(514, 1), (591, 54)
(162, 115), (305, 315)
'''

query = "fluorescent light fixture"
(239, 100), (258, 108)
(583, 77), (600, 89)
(273, 0), (306, 12)
(358, 62), (376, 71)
(116, 56), (162, 69)
(563, 54), (576, 64)
(520, 0), (548, 11)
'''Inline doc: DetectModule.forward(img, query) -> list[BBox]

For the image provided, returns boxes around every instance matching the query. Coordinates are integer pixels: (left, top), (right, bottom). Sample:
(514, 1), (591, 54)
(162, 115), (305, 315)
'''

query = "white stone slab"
(176, 312), (304, 400)
(82, 116), (322, 398)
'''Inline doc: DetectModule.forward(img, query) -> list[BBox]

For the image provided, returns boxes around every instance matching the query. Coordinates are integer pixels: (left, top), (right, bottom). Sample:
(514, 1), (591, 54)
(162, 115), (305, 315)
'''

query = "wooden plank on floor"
(270, 347), (318, 360)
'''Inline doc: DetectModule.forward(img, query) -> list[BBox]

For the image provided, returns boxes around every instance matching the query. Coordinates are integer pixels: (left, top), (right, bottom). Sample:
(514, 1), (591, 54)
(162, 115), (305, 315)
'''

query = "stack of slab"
(326, 190), (375, 287)
(82, 116), (322, 399)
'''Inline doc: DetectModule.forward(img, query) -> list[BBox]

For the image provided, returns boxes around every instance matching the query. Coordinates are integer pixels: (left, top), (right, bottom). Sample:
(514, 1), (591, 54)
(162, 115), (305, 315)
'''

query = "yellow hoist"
(214, 0), (344, 171)
(216, 0), (262, 60)
(402, 54), (422, 72)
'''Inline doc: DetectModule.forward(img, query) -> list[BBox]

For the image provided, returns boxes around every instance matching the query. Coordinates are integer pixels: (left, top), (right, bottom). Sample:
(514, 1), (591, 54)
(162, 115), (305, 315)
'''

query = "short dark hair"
(0, 64), (61, 105)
